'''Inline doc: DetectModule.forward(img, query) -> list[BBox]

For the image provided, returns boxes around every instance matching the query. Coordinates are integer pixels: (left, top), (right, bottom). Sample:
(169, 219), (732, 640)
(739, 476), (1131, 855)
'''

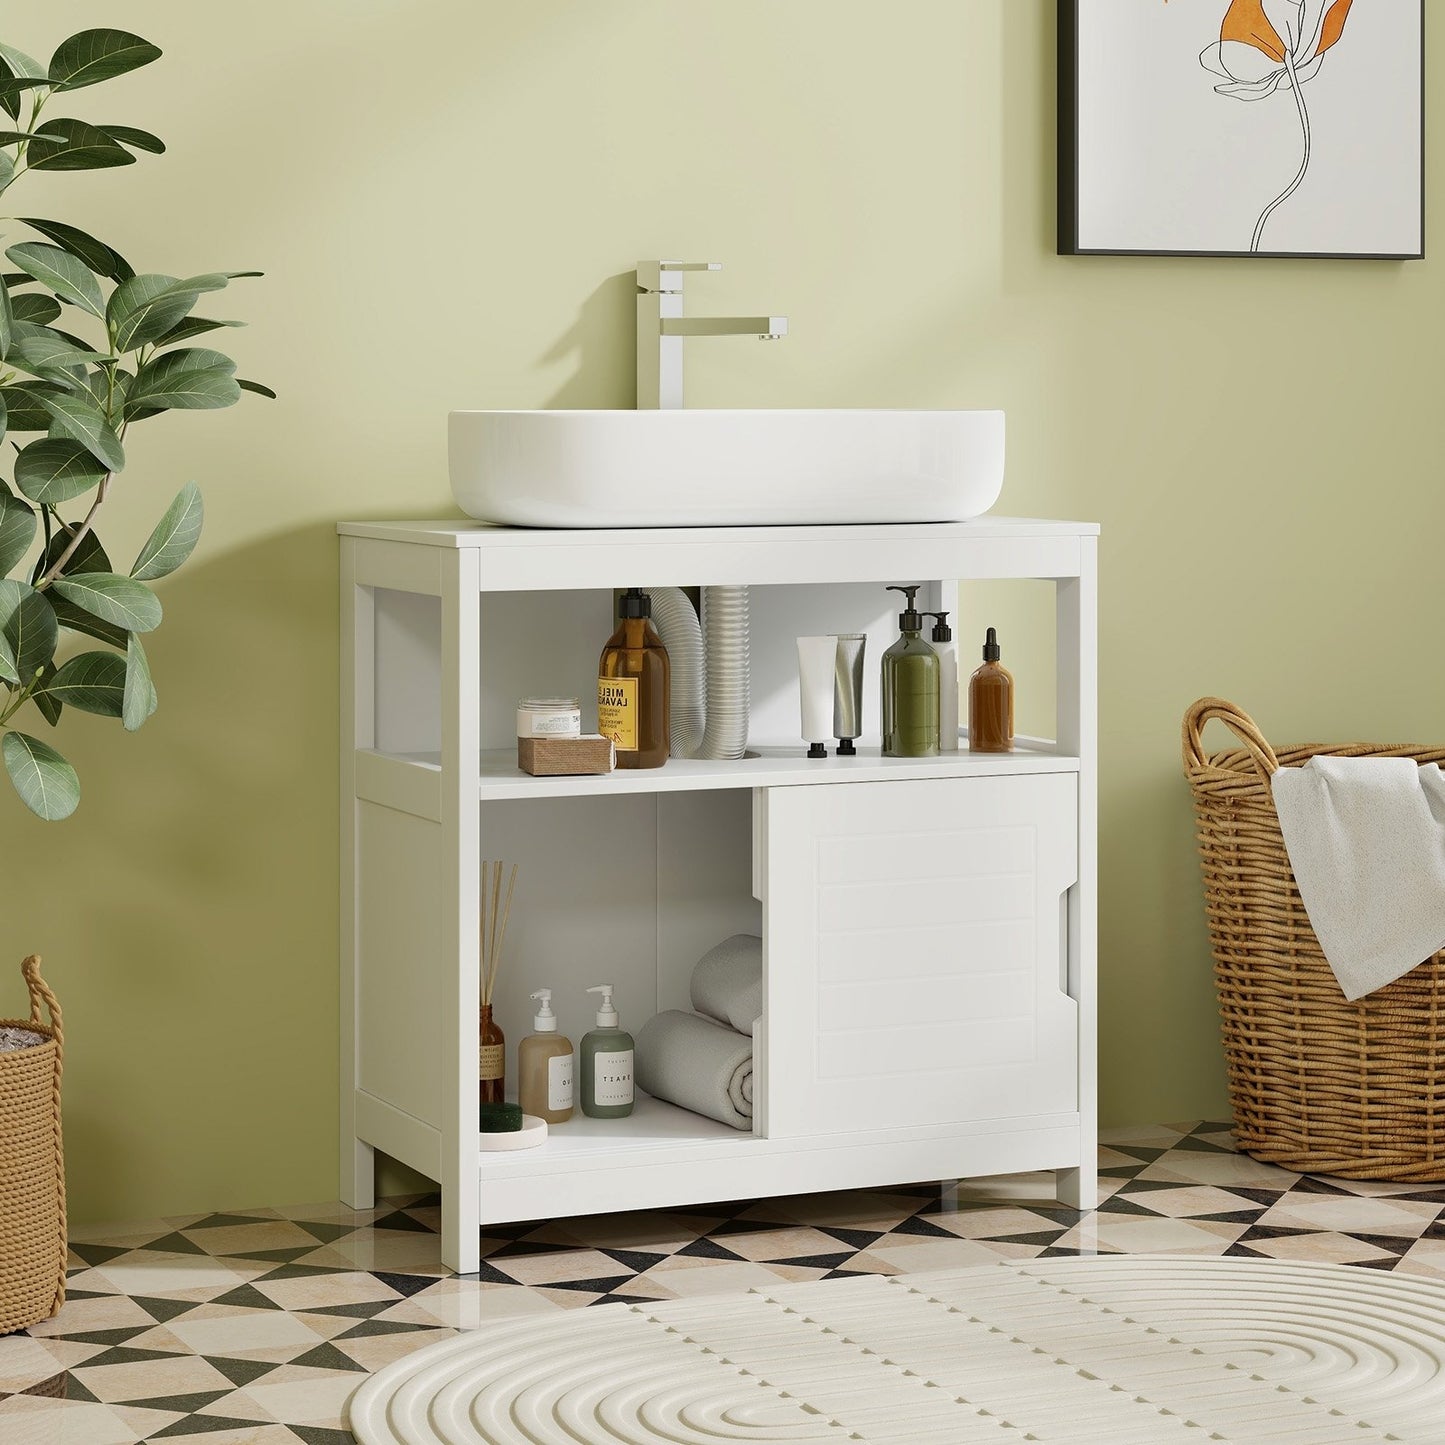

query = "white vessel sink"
(448, 409), (1005, 528)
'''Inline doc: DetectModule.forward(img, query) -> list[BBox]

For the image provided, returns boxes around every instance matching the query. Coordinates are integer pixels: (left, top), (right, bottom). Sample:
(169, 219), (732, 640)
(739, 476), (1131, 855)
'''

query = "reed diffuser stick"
(482, 855), (494, 1005)
(486, 861), (503, 1005)
(493, 863), (519, 995)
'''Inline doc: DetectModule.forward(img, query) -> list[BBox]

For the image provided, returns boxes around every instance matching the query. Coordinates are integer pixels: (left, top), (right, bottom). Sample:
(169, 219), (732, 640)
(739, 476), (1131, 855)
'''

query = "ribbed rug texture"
(347, 1255), (1445, 1443)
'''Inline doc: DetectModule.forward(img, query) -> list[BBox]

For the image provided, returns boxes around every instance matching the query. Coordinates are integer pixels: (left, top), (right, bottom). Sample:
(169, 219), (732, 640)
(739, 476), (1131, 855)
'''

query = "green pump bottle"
(881, 585), (940, 758)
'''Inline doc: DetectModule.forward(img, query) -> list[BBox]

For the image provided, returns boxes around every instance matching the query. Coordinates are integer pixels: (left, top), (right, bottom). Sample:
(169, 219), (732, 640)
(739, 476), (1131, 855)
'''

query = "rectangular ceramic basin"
(448, 409), (1004, 528)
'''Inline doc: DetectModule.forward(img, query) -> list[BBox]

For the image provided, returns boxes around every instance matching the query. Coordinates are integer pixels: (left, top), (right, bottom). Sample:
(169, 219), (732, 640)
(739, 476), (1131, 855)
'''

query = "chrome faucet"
(636, 260), (787, 410)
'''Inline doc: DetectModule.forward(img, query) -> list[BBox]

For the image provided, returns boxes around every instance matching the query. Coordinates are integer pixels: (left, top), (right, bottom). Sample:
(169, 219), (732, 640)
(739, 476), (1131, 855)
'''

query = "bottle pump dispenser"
(881, 585), (940, 758)
(581, 984), (634, 1118)
(925, 611), (958, 753)
(518, 989), (574, 1124)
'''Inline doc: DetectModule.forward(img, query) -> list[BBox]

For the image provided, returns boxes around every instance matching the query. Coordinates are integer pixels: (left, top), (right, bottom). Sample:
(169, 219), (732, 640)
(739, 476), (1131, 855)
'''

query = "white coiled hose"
(647, 587), (705, 759)
(645, 585), (749, 760)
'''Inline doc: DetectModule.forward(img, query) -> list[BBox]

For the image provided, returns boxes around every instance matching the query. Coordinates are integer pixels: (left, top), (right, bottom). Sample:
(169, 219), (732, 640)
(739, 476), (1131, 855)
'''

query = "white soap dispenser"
(518, 988), (574, 1125)
(926, 612), (959, 753)
(580, 984), (634, 1118)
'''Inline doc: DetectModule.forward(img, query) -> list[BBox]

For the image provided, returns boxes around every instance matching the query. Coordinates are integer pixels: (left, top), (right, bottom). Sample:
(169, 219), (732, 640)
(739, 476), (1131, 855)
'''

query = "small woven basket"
(0, 956), (66, 1333)
(1183, 698), (1445, 1181)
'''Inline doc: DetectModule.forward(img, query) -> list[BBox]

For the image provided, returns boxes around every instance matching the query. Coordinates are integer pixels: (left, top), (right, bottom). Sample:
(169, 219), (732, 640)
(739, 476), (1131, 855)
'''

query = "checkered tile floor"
(6, 1121), (1445, 1442)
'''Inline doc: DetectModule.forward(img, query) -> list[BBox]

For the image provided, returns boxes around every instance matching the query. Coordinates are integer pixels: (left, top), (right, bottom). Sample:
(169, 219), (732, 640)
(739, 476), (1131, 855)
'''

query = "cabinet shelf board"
(478, 1095), (754, 1174)
(356, 741), (1080, 810)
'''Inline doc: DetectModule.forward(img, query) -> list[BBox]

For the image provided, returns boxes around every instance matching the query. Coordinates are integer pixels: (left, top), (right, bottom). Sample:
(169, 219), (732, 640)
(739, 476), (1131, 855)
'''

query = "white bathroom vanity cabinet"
(339, 519), (1097, 1274)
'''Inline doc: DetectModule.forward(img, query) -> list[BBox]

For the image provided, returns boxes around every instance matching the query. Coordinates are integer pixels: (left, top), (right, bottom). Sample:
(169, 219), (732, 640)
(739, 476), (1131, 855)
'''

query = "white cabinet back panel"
(763, 775), (1078, 1137)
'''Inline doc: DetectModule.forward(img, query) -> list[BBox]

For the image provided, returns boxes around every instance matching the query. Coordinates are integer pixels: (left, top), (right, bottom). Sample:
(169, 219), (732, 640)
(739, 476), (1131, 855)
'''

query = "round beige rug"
(348, 1255), (1445, 1443)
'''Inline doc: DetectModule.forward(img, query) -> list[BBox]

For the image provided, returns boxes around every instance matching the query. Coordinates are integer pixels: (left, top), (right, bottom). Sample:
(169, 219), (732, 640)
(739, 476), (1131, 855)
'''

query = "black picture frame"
(1057, 0), (1425, 260)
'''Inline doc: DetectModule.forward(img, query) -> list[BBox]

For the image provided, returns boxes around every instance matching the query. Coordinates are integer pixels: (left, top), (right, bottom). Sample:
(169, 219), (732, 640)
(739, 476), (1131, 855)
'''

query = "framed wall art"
(1059, 1), (1424, 258)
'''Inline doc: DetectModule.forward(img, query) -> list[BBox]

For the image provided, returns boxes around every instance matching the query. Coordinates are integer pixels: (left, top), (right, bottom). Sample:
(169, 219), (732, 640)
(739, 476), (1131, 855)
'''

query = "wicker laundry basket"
(1183, 699), (1445, 1181)
(0, 956), (66, 1333)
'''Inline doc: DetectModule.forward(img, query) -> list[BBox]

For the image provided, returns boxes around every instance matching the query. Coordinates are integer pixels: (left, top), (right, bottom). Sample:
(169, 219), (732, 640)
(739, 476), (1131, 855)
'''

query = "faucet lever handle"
(638, 260), (721, 293)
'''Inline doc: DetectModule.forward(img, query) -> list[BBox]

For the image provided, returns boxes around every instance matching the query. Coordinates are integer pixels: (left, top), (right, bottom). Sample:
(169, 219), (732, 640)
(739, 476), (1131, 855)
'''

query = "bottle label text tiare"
(597, 677), (639, 752)
(478, 1043), (504, 1081)
(592, 1048), (634, 1107)
(549, 1053), (575, 1111)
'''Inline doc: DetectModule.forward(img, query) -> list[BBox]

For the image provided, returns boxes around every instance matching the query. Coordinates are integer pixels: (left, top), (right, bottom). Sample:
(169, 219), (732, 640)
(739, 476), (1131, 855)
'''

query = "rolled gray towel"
(636, 1010), (753, 1131)
(690, 933), (762, 1037)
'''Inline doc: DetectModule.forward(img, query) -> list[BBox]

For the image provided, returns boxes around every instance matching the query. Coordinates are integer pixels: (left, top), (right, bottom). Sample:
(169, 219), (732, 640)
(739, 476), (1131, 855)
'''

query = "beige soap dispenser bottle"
(517, 988), (574, 1125)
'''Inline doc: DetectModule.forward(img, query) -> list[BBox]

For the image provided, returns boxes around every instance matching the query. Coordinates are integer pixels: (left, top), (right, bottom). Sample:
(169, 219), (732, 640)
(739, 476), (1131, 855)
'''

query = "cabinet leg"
(342, 1137), (376, 1211)
(441, 1189), (481, 1276)
(1055, 1165), (1097, 1212)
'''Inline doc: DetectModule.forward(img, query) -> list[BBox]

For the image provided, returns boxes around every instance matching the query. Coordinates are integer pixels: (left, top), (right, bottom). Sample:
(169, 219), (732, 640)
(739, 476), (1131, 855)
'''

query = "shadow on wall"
(541, 270), (639, 410)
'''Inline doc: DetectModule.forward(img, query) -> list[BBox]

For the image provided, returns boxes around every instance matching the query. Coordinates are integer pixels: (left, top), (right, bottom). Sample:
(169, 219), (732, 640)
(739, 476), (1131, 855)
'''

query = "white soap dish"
(478, 1114), (547, 1151)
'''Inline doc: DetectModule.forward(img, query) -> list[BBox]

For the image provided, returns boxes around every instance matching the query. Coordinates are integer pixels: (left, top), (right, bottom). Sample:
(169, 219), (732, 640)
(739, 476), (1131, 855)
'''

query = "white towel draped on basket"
(1271, 755), (1445, 1000)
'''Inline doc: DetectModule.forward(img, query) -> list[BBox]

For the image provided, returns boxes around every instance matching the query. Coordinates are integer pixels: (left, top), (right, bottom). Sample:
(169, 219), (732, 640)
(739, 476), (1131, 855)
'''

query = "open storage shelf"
(340, 518), (1098, 1272)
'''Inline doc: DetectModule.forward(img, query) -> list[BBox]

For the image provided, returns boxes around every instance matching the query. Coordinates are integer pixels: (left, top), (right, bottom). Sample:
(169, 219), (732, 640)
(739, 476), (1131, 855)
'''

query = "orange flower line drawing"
(1197, 0), (1354, 251)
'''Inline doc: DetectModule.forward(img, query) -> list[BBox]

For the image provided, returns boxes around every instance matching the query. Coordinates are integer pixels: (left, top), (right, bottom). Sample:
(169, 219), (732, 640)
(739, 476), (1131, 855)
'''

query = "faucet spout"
(659, 316), (789, 340)
(636, 260), (786, 409)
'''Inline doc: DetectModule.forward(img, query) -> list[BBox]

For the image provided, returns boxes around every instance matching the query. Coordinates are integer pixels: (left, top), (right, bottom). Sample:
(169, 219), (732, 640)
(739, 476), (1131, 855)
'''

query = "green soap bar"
(478, 1102), (523, 1132)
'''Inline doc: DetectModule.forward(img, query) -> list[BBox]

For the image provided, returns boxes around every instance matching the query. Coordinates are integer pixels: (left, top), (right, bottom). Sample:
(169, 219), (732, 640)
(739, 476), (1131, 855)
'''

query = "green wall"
(2, 1), (1440, 1225)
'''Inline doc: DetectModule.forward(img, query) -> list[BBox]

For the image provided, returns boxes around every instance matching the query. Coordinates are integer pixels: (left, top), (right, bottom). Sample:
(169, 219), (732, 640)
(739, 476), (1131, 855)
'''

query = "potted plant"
(0, 25), (268, 1333)
(0, 24), (269, 820)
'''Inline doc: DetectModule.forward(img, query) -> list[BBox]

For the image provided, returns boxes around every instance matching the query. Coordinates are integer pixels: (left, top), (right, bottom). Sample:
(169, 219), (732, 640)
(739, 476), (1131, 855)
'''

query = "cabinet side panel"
(656, 790), (761, 1016)
(478, 794), (661, 1053)
(374, 590), (442, 755)
(356, 801), (445, 1127)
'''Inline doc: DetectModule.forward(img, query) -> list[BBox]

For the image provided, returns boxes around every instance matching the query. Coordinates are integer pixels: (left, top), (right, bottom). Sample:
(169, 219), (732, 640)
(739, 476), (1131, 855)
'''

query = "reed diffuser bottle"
(478, 859), (518, 1110)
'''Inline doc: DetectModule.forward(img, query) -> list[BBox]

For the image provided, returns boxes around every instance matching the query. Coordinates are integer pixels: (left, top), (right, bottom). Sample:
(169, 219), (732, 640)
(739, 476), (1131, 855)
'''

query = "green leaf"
(0, 386), (7, 446)
(49, 591), (126, 647)
(11, 292), (61, 325)
(41, 649), (125, 716)
(17, 388), (123, 470)
(30, 661), (60, 725)
(0, 130), (45, 145)
(0, 44), (47, 80)
(49, 30), (162, 91)
(0, 578), (57, 680)
(107, 274), (194, 352)
(238, 378), (277, 399)
(123, 633), (156, 731)
(25, 117), (135, 172)
(5, 242), (105, 317)
(100, 124), (164, 155)
(0, 491), (35, 574)
(0, 382), (63, 432)
(7, 329), (114, 383)
(2, 731), (78, 819)
(0, 279), (11, 360)
(15, 438), (107, 504)
(154, 315), (242, 346)
(132, 483), (203, 581)
(18, 218), (132, 283)
(35, 523), (110, 583)
(0, 631), (17, 684)
(128, 350), (239, 415)
(0, 150), (13, 192)
(50, 572), (159, 633)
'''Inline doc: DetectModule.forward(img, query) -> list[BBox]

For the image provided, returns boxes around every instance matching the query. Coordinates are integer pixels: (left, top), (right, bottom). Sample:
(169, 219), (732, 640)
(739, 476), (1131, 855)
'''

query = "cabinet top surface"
(336, 517), (1100, 548)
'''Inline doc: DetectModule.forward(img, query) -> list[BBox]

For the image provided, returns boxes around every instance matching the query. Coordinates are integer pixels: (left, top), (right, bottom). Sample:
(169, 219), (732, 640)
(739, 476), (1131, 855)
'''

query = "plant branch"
(35, 473), (110, 588)
(1251, 44), (1313, 253)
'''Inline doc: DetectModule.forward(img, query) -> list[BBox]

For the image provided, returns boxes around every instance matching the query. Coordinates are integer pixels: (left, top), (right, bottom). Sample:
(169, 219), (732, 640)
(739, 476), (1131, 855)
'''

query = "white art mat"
(1066, 0), (1422, 257)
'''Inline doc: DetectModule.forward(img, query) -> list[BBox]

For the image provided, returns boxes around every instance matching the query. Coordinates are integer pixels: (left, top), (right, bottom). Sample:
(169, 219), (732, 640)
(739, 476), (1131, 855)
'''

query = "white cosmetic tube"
(796, 635), (836, 759)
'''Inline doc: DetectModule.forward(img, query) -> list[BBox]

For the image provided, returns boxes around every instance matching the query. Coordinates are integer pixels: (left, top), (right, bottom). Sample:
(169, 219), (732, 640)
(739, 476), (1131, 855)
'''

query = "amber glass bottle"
(477, 1003), (505, 1107)
(968, 626), (1014, 753)
(597, 589), (670, 769)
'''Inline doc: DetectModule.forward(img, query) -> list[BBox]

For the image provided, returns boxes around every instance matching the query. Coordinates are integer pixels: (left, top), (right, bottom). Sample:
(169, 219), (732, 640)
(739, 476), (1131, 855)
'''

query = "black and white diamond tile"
(3, 1120), (1444, 1441)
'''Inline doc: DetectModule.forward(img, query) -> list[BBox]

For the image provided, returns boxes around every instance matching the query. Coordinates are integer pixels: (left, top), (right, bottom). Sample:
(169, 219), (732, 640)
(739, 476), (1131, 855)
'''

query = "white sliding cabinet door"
(762, 775), (1079, 1138)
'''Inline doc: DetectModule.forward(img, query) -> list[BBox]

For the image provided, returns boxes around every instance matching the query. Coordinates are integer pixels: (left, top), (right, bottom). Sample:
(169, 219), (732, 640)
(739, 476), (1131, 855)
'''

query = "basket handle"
(1182, 697), (1280, 782)
(21, 954), (63, 1058)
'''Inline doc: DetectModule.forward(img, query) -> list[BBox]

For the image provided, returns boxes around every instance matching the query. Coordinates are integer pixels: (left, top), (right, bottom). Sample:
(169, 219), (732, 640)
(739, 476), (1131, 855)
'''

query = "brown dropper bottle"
(598, 589), (670, 769)
(968, 626), (1014, 753)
